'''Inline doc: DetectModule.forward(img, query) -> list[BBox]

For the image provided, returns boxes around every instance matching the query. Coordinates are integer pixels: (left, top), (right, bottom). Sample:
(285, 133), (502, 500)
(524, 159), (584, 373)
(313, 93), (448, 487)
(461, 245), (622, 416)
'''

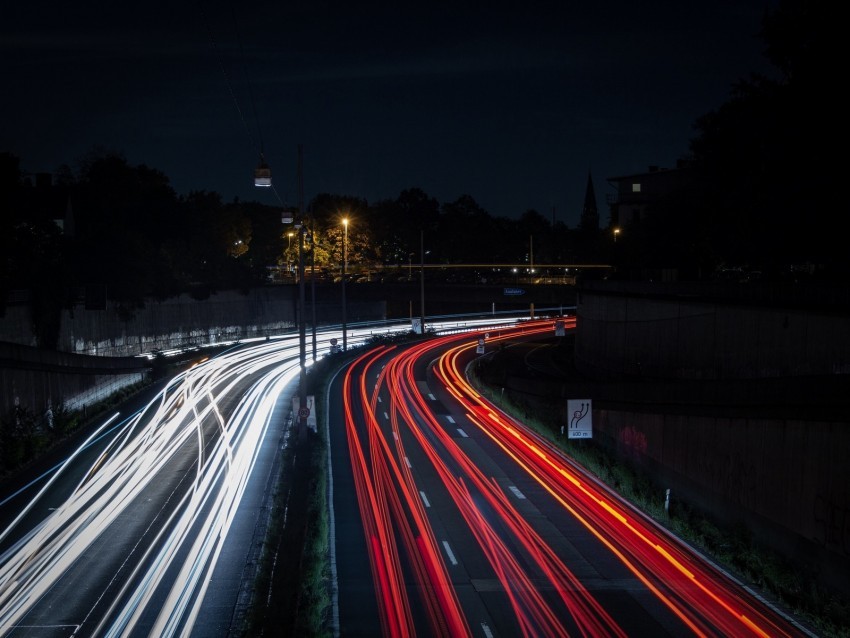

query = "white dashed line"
(419, 491), (430, 507)
(508, 486), (526, 499)
(481, 623), (494, 638)
(404, 456), (411, 468)
(446, 415), (455, 424)
(442, 540), (458, 565)
(457, 428), (468, 438)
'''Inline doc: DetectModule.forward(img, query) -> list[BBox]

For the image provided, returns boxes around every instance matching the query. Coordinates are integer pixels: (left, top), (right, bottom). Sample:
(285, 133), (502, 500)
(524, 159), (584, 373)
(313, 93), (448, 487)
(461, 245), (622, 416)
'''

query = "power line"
(229, 1), (265, 157)
(199, 2), (255, 155)
(199, 1), (284, 206)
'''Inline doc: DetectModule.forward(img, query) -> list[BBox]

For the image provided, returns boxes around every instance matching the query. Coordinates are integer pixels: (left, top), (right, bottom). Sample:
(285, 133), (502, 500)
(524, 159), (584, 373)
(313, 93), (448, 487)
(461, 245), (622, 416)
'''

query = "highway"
(0, 335), (311, 637)
(0, 316), (521, 637)
(329, 318), (810, 637)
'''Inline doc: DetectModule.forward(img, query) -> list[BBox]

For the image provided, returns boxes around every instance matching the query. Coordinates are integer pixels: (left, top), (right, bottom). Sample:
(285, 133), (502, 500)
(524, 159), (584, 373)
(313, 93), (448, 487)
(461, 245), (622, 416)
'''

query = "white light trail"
(0, 316), (524, 635)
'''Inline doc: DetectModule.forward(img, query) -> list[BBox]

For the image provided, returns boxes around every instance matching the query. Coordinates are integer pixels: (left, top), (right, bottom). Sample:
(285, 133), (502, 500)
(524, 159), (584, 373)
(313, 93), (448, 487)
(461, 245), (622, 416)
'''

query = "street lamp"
(287, 231), (294, 274)
(342, 217), (349, 352)
(419, 229), (425, 335)
(614, 227), (621, 242)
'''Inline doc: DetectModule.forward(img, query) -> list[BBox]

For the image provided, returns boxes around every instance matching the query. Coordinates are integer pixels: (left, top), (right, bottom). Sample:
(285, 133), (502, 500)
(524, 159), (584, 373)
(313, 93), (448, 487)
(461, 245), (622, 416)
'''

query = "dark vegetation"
(0, 379), (145, 480)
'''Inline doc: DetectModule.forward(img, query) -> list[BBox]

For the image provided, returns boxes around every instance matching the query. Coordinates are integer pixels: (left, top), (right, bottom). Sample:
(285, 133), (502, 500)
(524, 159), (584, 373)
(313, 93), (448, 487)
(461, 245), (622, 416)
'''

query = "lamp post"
(342, 217), (348, 352)
(297, 220), (307, 437)
(296, 144), (307, 439)
(310, 220), (317, 362)
(256, 145), (308, 439)
(419, 229), (425, 335)
(287, 231), (294, 275)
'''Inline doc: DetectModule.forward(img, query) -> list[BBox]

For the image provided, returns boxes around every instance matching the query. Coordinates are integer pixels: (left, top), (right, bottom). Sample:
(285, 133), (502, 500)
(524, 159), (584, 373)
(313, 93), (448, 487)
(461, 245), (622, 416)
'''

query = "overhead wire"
(230, 2), (265, 159)
(199, 1), (285, 206)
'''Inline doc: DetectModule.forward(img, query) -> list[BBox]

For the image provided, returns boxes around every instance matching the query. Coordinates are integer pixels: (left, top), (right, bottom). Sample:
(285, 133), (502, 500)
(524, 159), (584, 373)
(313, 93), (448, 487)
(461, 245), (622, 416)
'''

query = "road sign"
(299, 407), (310, 418)
(503, 287), (525, 296)
(567, 399), (593, 439)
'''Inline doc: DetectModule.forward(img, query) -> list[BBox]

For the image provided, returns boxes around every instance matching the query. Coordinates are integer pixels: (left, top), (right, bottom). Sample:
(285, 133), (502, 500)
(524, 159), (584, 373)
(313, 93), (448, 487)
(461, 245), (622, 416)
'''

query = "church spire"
(580, 170), (599, 231)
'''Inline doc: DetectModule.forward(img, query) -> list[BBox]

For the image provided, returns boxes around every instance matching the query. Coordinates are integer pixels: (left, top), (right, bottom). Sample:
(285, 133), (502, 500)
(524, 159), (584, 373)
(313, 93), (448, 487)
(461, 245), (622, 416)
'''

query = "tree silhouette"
(689, 0), (840, 278)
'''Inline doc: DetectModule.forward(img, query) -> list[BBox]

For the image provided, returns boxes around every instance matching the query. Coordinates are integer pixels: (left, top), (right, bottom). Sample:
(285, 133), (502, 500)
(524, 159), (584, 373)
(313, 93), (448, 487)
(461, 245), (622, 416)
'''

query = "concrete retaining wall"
(593, 408), (850, 593)
(0, 285), (386, 422)
(575, 281), (850, 379)
(573, 280), (850, 593)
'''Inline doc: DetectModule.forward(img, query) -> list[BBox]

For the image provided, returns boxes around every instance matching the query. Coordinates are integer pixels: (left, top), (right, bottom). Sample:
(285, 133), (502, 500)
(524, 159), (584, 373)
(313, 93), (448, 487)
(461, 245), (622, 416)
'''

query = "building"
(606, 159), (694, 230)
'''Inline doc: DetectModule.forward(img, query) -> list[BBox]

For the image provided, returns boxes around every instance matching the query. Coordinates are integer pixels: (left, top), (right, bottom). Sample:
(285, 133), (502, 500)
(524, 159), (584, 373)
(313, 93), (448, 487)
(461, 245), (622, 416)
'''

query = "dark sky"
(1, 1), (776, 227)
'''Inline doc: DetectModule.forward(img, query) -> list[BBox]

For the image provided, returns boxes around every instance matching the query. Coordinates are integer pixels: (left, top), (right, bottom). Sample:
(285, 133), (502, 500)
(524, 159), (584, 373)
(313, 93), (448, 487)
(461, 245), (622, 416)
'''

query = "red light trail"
(340, 318), (807, 637)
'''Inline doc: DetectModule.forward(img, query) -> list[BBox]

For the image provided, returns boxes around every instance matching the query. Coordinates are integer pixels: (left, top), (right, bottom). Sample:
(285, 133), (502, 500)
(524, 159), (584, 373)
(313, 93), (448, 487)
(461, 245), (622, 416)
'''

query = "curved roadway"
(329, 319), (811, 637)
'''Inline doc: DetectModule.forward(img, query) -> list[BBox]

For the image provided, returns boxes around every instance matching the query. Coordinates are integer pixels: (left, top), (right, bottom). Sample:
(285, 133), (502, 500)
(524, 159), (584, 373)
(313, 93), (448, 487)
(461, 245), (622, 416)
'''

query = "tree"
(437, 195), (495, 264)
(370, 188), (440, 266)
(689, 1), (841, 278)
(70, 150), (181, 308)
(308, 194), (371, 272)
(518, 209), (552, 265)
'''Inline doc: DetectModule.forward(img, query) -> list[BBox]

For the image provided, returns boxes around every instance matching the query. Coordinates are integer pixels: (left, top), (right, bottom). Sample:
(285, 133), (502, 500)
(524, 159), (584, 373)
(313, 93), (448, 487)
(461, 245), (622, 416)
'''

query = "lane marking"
(419, 491), (431, 507)
(442, 540), (458, 565)
(482, 623), (494, 638)
(446, 415), (455, 424)
(404, 456), (411, 468)
(457, 428), (468, 438)
(509, 485), (526, 499)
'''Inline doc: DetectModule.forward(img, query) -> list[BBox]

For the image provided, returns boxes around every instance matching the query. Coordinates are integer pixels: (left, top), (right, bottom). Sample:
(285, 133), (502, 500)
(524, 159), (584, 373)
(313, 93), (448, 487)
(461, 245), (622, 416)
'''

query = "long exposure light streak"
(2, 318), (505, 636)
(340, 318), (808, 637)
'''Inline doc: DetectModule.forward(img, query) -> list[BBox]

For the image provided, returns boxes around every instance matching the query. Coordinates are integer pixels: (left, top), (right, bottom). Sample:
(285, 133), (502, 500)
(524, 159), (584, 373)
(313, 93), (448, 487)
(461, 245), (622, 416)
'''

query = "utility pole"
(419, 229), (425, 335)
(297, 144), (307, 439)
(342, 218), (348, 352)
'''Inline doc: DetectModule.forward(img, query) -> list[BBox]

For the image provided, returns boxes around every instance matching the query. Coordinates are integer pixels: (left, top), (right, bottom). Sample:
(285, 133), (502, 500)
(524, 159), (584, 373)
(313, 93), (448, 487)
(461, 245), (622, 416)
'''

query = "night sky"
(1, 1), (776, 227)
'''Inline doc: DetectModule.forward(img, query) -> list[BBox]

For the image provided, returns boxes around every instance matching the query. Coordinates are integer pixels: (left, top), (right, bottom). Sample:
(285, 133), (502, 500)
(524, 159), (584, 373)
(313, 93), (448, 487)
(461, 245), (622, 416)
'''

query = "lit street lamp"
(287, 231), (294, 274)
(342, 217), (348, 352)
(419, 230), (425, 335)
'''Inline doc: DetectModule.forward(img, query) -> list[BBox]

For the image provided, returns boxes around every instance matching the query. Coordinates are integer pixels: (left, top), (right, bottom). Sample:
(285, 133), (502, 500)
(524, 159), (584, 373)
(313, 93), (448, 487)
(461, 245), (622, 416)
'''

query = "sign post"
(566, 399), (592, 439)
(293, 395), (317, 432)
